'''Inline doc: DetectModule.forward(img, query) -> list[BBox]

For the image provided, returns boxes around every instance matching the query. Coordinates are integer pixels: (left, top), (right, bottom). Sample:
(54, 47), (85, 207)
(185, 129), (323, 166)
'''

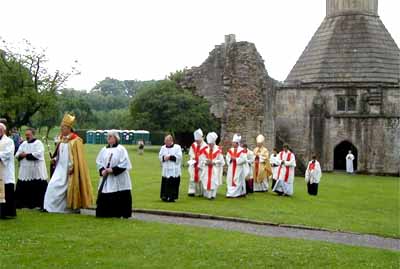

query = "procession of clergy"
(0, 113), (330, 220)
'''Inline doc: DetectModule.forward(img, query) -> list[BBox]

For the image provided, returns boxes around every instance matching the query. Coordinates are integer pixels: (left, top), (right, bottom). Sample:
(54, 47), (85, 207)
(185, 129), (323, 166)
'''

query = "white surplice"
(272, 150), (296, 196)
(0, 135), (15, 185)
(96, 144), (132, 193)
(188, 141), (208, 196)
(269, 154), (281, 180)
(43, 142), (71, 213)
(15, 140), (48, 181)
(199, 145), (225, 199)
(305, 160), (322, 184)
(226, 147), (247, 197)
(159, 144), (182, 178)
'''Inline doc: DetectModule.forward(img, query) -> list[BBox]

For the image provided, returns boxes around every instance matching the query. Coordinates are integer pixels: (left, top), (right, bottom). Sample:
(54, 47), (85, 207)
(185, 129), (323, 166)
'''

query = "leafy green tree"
(0, 38), (77, 129)
(91, 77), (157, 98)
(129, 80), (219, 134)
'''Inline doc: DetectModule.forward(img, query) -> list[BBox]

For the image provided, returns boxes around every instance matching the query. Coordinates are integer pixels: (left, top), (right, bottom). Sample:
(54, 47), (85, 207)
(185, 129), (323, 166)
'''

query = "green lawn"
(73, 144), (400, 238)
(0, 210), (398, 269)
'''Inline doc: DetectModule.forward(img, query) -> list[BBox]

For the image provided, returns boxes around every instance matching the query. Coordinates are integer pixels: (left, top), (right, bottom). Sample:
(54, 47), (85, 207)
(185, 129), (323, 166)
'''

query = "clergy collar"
(166, 144), (174, 148)
(0, 135), (2, 140)
(28, 138), (37, 144)
(107, 143), (119, 148)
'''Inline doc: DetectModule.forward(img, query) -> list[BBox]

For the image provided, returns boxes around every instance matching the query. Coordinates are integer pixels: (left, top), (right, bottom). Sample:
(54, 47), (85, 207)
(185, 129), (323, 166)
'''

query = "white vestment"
(273, 150), (296, 196)
(159, 144), (182, 178)
(226, 147), (247, 197)
(15, 140), (48, 181)
(244, 149), (254, 180)
(96, 145), (132, 193)
(269, 154), (281, 180)
(305, 160), (322, 184)
(188, 141), (208, 196)
(346, 154), (355, 173)
(43, 142), (71, 213)
(0, 135), (15, 184)
(199, 145), (225, 199)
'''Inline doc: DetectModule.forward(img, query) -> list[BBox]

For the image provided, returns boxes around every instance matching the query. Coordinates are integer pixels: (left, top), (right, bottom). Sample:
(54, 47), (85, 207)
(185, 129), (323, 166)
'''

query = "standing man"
(273, 144), (296, 196)
(346, 150), (355, 174)
(159, 135), (182, 202)
(199, 132), (225, 200)
(188, 129), (207, 197)
(305, 154), (322, 196)
(0, 122), (16, 219)
(43, 114), (93, 213)
(15, 128), (48, 209)
(253, 135), (272, 192)
(226, 134), (247, 198)
(269, 148), (280, 189)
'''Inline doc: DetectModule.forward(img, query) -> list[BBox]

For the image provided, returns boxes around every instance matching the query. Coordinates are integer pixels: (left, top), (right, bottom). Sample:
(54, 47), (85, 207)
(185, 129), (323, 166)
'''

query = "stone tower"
(182, 35), (277, 151)
(277, 0), (400, 175)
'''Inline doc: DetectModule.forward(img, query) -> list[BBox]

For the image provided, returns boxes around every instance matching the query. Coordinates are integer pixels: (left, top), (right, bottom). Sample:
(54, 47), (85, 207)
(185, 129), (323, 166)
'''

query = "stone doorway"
(334, 141), (358, 171)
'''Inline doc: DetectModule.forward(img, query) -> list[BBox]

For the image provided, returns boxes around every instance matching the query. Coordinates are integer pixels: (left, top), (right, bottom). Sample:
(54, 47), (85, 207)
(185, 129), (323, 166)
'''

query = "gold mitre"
(61, 113), (76, 128)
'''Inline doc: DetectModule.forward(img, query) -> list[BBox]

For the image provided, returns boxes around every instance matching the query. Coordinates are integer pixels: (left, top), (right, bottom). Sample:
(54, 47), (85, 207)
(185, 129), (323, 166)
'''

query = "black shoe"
(188, 194), (195, 197)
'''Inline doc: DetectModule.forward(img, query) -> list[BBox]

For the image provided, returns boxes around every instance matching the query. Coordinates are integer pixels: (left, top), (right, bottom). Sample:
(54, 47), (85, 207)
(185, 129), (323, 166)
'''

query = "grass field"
(60, 144), (400, 238)
(0, 210), (398, 269)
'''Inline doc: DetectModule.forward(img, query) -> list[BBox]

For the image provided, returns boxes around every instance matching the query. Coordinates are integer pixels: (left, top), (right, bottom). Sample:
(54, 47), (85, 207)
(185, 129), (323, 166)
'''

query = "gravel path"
(81, 209), (399, 251)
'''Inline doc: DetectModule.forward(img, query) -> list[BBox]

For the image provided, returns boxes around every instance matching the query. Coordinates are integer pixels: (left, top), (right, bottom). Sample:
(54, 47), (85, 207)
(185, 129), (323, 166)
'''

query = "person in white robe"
(346, 150), (355, 174)
(96, 130), (132, 218)
(0, 123), (16, 219)
(188, 129), (208, 197)
(305, 154), (322, 196)
(199, 132), (225, 199)
(242, 144), (254, 194)
(226, 134), (247, 198)
(269, 148), (280, 190)
(273, 144), (296, 196)
(159, 135), (182, 202)
(15, 128), (48, 209)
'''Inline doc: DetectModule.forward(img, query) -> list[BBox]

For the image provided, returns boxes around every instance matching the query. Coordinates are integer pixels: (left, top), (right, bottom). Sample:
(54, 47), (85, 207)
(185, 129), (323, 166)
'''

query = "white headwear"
(232, 134), (241, 143)
(107, 129), (120, 142)
(193, 128), (203, 140)
(206, 132), (218, 144)
(256, 134), (265, 144)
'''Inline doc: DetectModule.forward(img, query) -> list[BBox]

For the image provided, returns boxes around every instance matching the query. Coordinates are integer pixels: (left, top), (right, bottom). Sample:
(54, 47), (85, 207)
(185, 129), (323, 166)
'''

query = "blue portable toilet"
(86, 130), (95, 144)
(95, 130), (103, 144)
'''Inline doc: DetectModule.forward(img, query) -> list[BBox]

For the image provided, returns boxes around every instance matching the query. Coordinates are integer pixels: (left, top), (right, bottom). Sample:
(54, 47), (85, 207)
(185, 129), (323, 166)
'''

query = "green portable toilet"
(95, 130), (103, 144)
(102, 130), (108, 144)
(86, 130), (95, 144)
(128, 130), (135, 144)
(134, 130), (150, 144)
(121, 130), (129, 145)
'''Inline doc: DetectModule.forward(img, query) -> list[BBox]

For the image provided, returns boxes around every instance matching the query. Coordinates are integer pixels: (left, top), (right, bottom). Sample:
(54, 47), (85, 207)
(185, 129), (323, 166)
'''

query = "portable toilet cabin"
(102, 130), (109, 144)
(86, 130), (95, 144)
(121, 130), (130, 145)
(134, 130), (150, 144)
(128, 130), (135, 144)
(95, 130), (103, 144)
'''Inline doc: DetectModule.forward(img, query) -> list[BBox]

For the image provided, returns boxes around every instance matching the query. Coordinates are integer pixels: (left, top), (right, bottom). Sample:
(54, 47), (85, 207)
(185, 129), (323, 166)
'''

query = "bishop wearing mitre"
(43, 114), (93, 213)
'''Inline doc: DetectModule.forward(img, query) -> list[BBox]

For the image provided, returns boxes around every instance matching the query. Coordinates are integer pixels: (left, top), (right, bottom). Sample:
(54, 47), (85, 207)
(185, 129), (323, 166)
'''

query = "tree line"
(0, 38), (219, 137)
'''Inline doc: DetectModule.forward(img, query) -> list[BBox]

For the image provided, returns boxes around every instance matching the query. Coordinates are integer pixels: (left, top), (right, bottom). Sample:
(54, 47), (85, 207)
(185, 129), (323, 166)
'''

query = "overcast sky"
(1, 0), (399, 90)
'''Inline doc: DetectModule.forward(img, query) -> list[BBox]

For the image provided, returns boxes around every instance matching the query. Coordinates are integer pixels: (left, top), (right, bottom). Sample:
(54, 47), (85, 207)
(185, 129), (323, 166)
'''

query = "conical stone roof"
(285, 0), (400, 85)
